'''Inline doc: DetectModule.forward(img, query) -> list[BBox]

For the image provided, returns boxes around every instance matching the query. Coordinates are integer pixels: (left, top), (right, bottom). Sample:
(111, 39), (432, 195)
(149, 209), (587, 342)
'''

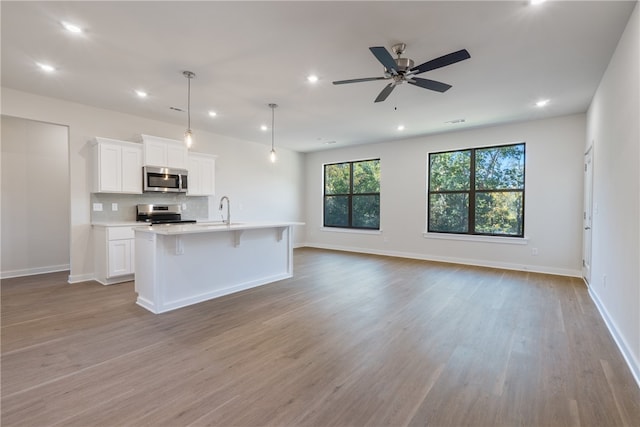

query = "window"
(428, 143), (525, 237)
(324, 159), (380, 230)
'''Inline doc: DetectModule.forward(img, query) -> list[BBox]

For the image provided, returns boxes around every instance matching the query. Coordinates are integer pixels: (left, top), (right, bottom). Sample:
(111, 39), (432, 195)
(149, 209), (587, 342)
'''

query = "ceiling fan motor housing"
(395, 57), (414, 73)
(384, 58), (415, 77)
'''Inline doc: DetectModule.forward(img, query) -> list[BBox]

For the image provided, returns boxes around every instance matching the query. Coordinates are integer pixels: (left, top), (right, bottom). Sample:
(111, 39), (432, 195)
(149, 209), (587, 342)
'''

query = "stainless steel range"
(136, 204), (196, 225)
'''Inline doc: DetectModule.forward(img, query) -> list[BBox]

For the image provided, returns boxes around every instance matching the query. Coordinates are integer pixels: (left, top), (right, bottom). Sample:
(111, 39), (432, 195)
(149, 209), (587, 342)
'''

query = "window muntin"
(428, 143), (525, 237)
(324, 159), (380, 230)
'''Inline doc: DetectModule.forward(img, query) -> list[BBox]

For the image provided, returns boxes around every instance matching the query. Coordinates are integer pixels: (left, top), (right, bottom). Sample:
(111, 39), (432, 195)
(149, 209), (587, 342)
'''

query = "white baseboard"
(1, 264), (70, 280)
(67, 273), (95, 284)
(301, 243), (582, 277)
(588, 285), (640, 389)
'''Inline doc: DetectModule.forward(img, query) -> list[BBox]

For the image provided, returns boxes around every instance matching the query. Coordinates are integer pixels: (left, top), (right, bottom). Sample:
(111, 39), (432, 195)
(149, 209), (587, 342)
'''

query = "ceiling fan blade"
(411, 49), (471, 75)
(374, 83), (396, 103)
(332, 77), (388, 85)
(407, 77), (452, 93)
(369, 46), (398, 74)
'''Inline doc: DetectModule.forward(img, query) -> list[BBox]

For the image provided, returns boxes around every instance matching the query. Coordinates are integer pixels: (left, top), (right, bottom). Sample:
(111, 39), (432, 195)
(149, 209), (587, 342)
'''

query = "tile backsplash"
(91, 193), (210, 223)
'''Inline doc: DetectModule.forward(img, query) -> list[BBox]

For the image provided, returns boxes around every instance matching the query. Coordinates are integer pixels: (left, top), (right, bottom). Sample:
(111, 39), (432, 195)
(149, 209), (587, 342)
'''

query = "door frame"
(582, 145), (594, 285)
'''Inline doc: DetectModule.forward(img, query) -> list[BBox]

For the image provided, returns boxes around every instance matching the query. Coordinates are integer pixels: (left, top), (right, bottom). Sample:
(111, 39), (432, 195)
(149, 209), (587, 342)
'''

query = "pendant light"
(268, 103), (278, 162)
(183, 71), (195, 148)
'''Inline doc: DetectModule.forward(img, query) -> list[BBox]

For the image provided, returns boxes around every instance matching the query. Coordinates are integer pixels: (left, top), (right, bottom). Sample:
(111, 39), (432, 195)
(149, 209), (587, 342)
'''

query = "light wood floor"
(2, 248), (639, 426)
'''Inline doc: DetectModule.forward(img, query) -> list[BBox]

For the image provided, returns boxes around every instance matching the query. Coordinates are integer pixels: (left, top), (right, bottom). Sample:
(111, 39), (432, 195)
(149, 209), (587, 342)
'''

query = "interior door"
(582, 147), (594, 284)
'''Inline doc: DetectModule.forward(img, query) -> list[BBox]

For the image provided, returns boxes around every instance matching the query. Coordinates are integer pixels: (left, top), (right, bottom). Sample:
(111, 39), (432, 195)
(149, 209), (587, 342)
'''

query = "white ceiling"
(1, 1), (636, 152)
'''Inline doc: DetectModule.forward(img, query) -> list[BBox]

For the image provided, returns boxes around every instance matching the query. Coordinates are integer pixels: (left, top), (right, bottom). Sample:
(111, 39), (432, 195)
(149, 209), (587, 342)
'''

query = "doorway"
(582, 146), (594, 285)
(1, 116), (70, 278)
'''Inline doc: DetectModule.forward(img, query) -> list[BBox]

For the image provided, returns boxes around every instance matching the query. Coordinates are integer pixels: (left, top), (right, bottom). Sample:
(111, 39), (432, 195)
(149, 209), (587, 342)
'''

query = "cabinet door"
(98, 143), (122, 192)
(187, 154), (215, 196)
(108, 239), (132, 277)
(144, 140), (167, 167)
(199, 156), (215, 195)
(167, 143), (188, 169)
(121, 145), (143, 193)
(187, 156), (202, 195)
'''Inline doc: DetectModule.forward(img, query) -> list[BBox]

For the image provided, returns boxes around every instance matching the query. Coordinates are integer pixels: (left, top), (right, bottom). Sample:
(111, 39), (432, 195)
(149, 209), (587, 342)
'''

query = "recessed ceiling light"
(62, 21), (83, 33)
(208, 111), (217, 117)
(37, 63), (55, 73)
(536, 99), (550, 107)
(260, 124), (268, 131)
(135, 90), (148, 98)
(307, 74), (319, 83)
(397, 125), (405, 131)
(530, 0), (546, 5)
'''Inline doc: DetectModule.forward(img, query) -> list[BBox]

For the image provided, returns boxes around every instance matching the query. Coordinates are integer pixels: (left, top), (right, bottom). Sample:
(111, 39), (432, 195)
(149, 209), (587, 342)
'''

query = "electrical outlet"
(603, 274), (607, 288)
(111, 203), (118, 211)
(93, 203), (103, 212)
(182, 203), (187, 210)
(531, 247), (539, 256)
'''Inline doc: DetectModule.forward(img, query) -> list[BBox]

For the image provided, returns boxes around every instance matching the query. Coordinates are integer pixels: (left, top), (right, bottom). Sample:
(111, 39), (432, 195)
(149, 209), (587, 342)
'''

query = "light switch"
(112, 203), (118, 211)
(93, 203), (103, 212)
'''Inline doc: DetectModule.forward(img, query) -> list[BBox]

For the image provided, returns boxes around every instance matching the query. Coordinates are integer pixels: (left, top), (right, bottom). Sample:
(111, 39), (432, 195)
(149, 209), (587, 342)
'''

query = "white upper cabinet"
(121, 145), (143, 193)
(141, 134), (188, 169)
(92, 137), (142, 194)
(187, 152), (217, 196)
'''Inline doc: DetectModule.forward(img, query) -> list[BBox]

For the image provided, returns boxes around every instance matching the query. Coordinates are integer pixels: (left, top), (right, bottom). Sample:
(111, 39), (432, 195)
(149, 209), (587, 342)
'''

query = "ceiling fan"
(332, 43), (470, 103)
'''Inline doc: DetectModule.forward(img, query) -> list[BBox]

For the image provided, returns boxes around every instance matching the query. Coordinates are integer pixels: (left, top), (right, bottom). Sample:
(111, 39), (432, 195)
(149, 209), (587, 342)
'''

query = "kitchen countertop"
(92, 221), (141, 227)
(134, 221), (304, 236)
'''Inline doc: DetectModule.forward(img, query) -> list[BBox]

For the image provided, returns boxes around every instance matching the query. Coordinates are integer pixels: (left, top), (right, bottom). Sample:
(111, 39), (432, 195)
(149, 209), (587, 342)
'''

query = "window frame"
(323, 158), (380, 230)
(427, 142), (526, 238)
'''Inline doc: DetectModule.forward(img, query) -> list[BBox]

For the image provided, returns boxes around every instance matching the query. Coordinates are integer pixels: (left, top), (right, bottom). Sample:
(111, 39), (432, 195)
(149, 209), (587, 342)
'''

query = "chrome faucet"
(219, 196), (230, 224)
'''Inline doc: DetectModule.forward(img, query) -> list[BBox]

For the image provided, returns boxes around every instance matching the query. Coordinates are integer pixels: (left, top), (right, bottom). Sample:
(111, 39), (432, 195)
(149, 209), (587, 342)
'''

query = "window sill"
(423, 232), (529, 245)
(321, 227), (382, 235)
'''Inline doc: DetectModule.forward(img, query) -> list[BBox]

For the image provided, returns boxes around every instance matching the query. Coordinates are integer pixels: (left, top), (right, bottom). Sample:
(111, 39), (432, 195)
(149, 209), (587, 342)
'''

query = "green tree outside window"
(324, 159), (380, 229)
(428, 143), (525, 237)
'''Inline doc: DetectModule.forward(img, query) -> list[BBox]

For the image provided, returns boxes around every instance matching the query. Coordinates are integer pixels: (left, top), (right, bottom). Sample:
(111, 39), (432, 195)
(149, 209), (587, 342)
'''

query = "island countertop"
(134, 221), (304, 236)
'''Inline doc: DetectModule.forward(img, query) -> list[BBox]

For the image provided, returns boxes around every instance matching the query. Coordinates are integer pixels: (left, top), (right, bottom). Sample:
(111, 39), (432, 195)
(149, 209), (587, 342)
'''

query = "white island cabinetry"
(187, 152), (216, 196)
(92, 138), (142, 194)
(134, 222), (301, 313)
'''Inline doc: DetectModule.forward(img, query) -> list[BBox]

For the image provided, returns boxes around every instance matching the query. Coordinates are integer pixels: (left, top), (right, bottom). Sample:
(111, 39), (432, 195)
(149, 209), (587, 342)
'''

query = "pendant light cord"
(271, 106), (275, 151)
(187, 74), (191, 131)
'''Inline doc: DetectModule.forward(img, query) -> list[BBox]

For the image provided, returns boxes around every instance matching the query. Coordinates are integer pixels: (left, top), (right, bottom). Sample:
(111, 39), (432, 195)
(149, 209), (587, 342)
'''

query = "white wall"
(586, 3), (639, 385)
(1, 116), (70, 277)
(0, 88), (306, 283)
(304, 114), (586, 277)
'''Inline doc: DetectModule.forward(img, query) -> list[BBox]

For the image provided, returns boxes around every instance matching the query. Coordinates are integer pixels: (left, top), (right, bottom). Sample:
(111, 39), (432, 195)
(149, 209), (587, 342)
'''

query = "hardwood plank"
(2, 248), (639, 426)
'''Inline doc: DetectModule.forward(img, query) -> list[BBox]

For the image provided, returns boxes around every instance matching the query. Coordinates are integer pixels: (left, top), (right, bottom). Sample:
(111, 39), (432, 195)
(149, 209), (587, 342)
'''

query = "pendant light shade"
(183, 71), (195, 148)
(268, 103), (278, 163)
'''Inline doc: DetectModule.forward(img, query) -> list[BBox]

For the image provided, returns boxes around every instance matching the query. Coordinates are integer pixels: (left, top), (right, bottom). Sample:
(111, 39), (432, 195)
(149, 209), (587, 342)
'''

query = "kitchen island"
(134, 221), (301, 314)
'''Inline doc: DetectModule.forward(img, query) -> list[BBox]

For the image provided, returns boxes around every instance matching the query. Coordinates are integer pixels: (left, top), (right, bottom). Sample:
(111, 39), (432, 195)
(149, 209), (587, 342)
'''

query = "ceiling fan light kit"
(333, 43), (470, 103)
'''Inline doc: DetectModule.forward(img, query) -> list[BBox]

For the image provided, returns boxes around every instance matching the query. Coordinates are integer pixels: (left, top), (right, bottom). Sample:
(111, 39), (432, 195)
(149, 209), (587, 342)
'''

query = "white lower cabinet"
(108, 239), (133, 277)
(94, 225), (136, 285)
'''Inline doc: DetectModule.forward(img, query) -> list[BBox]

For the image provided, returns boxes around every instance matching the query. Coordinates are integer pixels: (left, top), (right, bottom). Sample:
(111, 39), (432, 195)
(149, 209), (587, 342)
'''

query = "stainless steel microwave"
(143, 166), (188, 193)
